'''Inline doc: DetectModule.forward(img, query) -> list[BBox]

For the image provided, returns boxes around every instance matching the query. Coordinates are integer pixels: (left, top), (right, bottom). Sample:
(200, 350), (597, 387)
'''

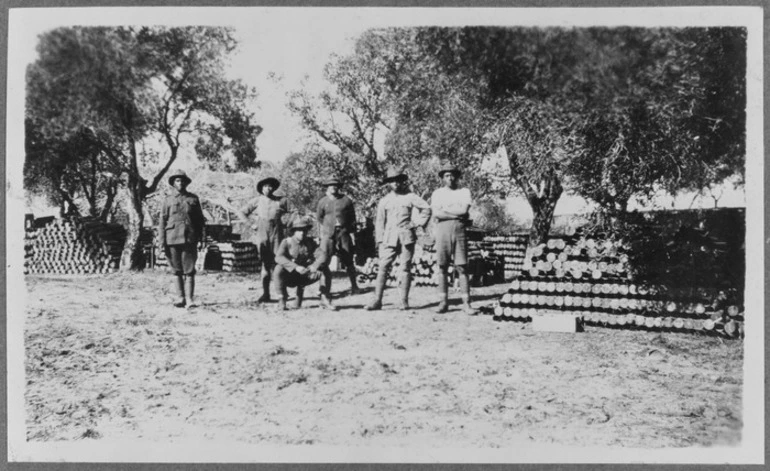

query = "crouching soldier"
(274, 216), (337, 311)
(159, 169), (206, 308)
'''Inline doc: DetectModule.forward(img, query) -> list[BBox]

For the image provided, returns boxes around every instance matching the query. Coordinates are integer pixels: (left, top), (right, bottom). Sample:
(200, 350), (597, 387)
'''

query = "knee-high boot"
(459, 273), (476, 315)
(436, 270), (449, 313)
(293, 286), (304, 309)
(399, 273), (412, 310)
(173, 275), (186, 308)
(185, 275), (198, 308)
(258, 269), (272, 303)
(365, 269), (387, 311)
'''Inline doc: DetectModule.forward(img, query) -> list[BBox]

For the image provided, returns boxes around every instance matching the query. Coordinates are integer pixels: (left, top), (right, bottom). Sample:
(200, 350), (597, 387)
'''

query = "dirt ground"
(23, 270), (743, 450)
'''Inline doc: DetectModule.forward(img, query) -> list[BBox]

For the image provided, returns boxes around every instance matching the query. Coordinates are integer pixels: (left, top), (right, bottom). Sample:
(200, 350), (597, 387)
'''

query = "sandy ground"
(23, 270), (743, 449)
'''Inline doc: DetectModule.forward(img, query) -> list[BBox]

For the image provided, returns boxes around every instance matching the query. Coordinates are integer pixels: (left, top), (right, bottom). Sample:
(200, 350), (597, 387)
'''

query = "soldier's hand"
(296, 266), (308, 275)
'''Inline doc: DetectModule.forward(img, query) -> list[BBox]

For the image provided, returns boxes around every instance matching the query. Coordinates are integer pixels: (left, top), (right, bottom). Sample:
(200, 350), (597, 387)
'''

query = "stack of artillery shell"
(357, 239), (502, 288)
(154, 241), (258, 273)
(209, 242), (258, 273)
(492, 235), (744, 338)
(25, 217), (125, 274)
(486, 234), (529, 280)
(522, 236), (629, 281)
(357, 244), (440, 287)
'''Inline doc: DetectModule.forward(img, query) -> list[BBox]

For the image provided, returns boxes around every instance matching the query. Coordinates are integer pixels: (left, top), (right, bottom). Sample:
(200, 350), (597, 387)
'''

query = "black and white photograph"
(5, 4), (764, 464)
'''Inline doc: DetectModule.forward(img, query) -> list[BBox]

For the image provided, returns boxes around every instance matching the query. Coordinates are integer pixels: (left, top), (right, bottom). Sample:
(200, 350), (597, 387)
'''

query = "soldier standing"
(274, 216), (337, 311)
(366, 166), (432, 311)
(431, 164), (477, 315)
(316, 176), (360, 294)
(237, 175), (289, 303)
(159, 169), (206, 308)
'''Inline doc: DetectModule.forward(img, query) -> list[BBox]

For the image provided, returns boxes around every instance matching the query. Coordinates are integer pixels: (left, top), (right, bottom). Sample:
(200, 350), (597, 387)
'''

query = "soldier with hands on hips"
(237, 175), (290, 303)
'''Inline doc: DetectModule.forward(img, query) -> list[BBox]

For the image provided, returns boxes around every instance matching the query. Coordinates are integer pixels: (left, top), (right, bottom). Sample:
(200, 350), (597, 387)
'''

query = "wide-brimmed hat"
(257, 176), (280, 193)
(289, 216), (313, 232)
(438, 165), (461, 178)
(321, 177), (342, 187)
(168, 169), (191, 186)
(382, 165), (408, 185)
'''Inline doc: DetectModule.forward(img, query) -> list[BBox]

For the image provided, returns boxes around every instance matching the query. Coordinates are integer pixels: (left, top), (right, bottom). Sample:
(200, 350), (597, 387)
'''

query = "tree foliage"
(26, 26), (263, 268)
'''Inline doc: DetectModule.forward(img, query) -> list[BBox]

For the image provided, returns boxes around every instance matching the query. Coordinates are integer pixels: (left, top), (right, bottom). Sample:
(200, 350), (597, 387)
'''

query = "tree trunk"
(528, 194), (559, 246)
(99, 178), (118, 221)
(520, 170), (563, 247)
(120, 177), (146, 271)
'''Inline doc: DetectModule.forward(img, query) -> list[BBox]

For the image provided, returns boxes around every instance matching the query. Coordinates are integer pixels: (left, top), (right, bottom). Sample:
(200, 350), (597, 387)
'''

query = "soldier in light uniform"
(366, 166), (432, 311)
(431, 164), (477, 315)
(237, 175), (290, 303)
(316, 176), (359, 294)
(274, 216), (337, 311)
(159, 169), (206, 308)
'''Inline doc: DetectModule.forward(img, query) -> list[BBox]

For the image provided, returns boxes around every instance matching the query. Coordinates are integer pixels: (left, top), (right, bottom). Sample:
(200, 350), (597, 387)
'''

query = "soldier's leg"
(453, 225), (474, 314)
(436, 264), (450, 313)
(317, 266), (337, 311)
(434, 221), (454, 313)
(168, 245), (186, 308)
(182, 243), (199, 308)
(454, 265), (476, 315)
(398, 243), (415, 310)
(294, 285), (304, 309)
(366, 244), (396, 310)
(273, 265), (290, 310)
(337, 232), (359, 294)
(258, 241), (275, 303)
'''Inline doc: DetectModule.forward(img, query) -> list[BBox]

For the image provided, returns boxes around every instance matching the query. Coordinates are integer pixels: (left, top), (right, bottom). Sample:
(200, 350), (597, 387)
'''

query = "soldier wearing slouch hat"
(159, 169), (206, 308)
(365, 165), (432, 311)
(316, 175), (360, 294)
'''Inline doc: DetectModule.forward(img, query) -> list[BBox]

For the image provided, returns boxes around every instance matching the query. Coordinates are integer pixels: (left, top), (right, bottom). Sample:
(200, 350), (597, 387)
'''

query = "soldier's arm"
(412, 194), (433, 228)
(192, 196), (206, 235)
(275, 238), (299, 272)
(158, 200), (168, 247)
(309, 239), (327, 272)
(345, 197), (357, 233)
(374, 198), (386, 245)
(236, 198), (258, 225)
(316, 198), (326, 237)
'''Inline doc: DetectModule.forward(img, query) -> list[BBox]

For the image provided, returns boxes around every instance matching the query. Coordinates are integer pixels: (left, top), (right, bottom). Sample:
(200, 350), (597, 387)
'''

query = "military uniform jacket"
(374, 192), (432, 247)
(159, 191), (206, 246)
(240, 195), (289, 244)
(316, 194), (356, 239)
(275, 237), (325, 272)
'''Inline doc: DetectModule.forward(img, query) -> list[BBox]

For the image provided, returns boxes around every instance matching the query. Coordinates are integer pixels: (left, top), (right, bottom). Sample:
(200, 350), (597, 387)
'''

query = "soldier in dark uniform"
(159, 169), (206, 308)
(316, 176), (359, 294)
(237, 175), (290, 303)
(274, 216), (337, 311)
